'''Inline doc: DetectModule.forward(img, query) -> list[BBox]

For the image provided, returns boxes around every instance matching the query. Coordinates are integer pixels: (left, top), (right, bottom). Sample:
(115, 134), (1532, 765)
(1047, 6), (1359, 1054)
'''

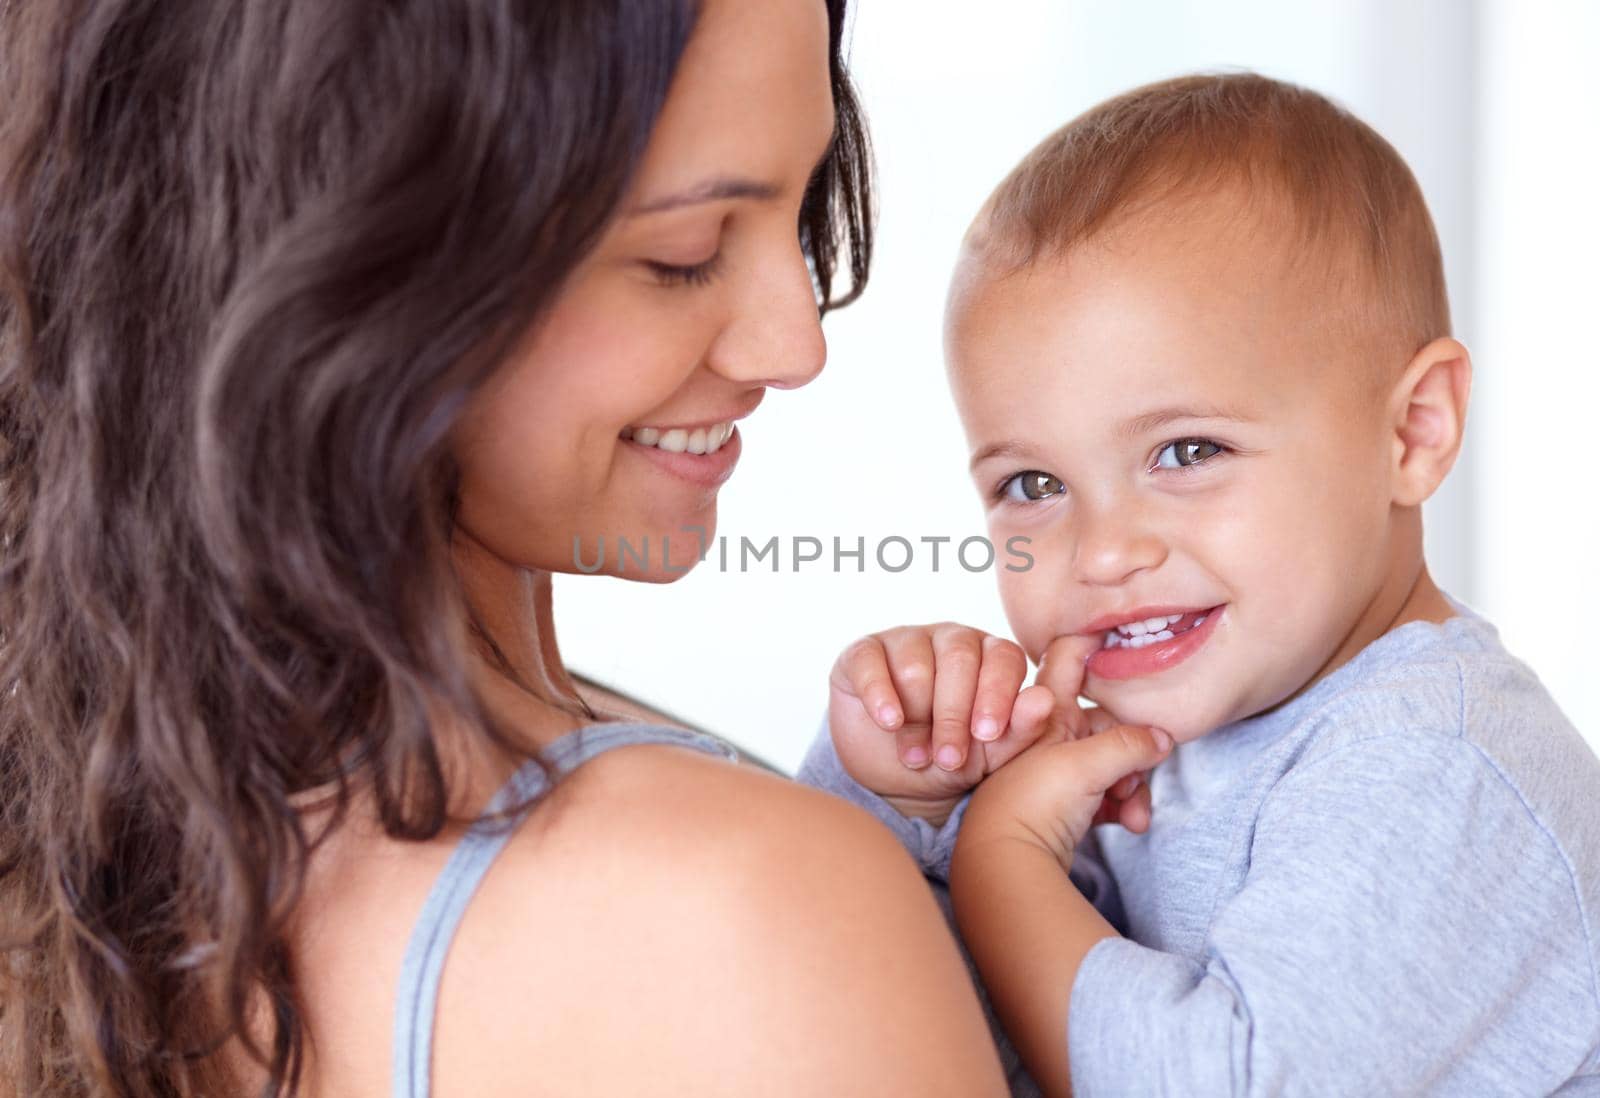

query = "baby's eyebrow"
(970, 406), (1257, 471)
(969, 440), (1033, 472)
(1117, 405), (1255, 440)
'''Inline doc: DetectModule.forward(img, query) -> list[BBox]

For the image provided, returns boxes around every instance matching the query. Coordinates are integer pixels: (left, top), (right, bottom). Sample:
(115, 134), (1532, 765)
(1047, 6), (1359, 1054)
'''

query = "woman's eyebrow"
(630, 177), (783, 215)
(631, 125), (838, 216)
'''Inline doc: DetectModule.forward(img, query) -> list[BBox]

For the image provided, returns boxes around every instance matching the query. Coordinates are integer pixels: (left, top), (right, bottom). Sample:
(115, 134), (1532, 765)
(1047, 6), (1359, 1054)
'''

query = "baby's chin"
(1083, 683), (1243, 745)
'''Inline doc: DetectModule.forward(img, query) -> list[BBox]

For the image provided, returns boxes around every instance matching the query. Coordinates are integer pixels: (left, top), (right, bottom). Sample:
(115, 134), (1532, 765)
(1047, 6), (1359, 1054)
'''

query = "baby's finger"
(1061, 723), (1173, 797)
(1082, 704), (1120, 735)
(830, 635), (903, 730)
(882, 628), (937, 728)
(894, 725), (931, 769)
(880, 629), (936, 767)
(1090, 793), (1119, 828)
(929, 626), (983, 770)
(1034, 633), (1102, 723)
(1116, 781), (1154, 833)
(971, 635), (1028, 742)
(1006, 683), (1056, 745)
(978, 683), (1055, 772)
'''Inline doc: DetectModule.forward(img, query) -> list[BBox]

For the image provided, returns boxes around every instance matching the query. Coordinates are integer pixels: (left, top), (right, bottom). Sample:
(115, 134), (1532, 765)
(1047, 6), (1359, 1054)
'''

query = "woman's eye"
(645, 252), (724, 288)
(1154, 438), (1224, 470)
(1000, 470), (1065, 503)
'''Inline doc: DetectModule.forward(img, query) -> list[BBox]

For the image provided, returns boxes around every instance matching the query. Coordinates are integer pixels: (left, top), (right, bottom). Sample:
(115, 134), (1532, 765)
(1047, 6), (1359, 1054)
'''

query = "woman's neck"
(450, 531), (593, 758)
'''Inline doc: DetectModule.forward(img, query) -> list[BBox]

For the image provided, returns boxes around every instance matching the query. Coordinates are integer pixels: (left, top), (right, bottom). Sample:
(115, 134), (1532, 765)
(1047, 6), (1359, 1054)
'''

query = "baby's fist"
(827, 623), (1056, 826)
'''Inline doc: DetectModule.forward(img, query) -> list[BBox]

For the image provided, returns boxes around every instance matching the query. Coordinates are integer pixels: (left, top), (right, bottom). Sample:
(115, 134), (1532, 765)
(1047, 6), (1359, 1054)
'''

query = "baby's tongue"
(1167, 609), (1211, 636)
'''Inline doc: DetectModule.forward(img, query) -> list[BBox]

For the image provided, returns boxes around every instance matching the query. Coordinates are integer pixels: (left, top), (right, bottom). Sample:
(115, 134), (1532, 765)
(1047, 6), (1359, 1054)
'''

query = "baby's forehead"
(968, 181), (1324, 287)
(954, 194), (1396, 369)
(944, 226), (1388, 417)
(960, 169), (1440, 398)
(954, 200), (1316, 327)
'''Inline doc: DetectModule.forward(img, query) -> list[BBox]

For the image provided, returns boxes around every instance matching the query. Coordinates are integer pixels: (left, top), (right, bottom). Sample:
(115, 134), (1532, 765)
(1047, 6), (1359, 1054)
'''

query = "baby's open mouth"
(1086, 604), (1226, 681)
(1101, 608), (1217, 650)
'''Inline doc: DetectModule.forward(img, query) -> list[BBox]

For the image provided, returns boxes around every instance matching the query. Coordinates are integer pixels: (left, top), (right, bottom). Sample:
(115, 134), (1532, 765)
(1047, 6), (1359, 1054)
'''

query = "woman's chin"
(619, 547), (713, 585)
(562, 510), (719, 582)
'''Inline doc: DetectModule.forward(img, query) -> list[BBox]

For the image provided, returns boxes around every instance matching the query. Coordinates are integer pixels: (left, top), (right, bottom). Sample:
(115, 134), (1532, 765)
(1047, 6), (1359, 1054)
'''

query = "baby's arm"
(959, 727), (1600, 1097)
(799, 627), (1154, 1096)
(949, 675), (1173, 1097)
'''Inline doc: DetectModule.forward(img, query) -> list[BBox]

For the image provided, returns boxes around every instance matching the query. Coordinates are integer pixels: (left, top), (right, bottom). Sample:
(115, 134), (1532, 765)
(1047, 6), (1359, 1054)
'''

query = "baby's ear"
(1387, 337), (1473, 506)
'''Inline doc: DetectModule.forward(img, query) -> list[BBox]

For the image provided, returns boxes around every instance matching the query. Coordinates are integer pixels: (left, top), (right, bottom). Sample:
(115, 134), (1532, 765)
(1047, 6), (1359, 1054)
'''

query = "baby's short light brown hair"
(968, 72), (1451, 364)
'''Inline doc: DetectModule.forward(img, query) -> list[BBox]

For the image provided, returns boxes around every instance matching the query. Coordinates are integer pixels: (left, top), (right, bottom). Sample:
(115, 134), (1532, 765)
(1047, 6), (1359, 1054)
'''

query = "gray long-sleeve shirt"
(797, 607), (1600, 1095)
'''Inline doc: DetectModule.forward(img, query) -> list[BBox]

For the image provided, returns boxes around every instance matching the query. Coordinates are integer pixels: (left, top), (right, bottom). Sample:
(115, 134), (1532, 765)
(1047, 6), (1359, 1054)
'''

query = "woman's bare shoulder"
(429, 741), (1008, 1097)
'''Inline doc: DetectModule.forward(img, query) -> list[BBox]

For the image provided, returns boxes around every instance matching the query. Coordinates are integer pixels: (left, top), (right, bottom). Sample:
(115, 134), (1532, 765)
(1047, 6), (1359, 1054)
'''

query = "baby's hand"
(828, 623), (1055, 826)
(960, 635), (1175, 870)
(827, 623), (1152, 829)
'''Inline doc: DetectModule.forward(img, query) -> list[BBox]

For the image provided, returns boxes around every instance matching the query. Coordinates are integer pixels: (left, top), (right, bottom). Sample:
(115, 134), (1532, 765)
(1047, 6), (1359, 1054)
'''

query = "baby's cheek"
(994, 571), (1055, 657)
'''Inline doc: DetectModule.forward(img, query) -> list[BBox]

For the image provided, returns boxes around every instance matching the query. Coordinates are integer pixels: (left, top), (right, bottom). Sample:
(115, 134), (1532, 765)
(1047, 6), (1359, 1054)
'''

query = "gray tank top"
(390, 721), (740, 1097)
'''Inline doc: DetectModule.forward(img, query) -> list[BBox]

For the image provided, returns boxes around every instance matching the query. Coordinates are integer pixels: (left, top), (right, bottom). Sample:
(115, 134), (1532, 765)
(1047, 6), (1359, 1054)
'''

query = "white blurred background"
(560, 0), (1600, 770)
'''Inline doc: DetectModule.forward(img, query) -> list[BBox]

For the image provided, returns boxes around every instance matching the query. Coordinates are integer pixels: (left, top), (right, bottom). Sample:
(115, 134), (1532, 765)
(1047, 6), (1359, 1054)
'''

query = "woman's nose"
(1070, 501), (1169, 587)
(704, 237), (826, 390)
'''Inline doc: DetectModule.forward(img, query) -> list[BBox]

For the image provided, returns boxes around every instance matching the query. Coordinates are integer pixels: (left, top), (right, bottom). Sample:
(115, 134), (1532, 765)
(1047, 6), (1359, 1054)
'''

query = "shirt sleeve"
(1067, 731), (1600, 1097)
(793, 712), (973, 884)
(1070, 827), (1129, 936)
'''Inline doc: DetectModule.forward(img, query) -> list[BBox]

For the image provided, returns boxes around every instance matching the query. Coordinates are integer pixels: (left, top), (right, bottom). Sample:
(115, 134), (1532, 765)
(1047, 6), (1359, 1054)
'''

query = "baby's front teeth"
(1103, 613), (1189, 649)
(1115, 613), (1182, 638)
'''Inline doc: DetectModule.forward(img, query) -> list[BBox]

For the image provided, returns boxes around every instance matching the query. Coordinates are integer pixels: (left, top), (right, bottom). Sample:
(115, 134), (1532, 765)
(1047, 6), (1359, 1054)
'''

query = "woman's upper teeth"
(623, 421), (734, 455)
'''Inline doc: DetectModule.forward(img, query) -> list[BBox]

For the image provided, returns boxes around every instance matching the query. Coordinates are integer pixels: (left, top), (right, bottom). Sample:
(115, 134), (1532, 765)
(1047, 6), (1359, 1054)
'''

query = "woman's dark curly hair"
(0, 0), (873, 1093)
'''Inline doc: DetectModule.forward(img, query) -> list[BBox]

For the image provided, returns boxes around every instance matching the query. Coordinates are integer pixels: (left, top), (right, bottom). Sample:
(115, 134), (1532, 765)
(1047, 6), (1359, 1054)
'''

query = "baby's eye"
(1153, 438), (1225, 470)
(999, 470), (1065, 503)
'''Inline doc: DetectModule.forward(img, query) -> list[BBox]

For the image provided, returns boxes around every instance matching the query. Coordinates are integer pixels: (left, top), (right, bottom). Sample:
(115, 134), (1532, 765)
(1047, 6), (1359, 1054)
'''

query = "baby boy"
(799, 73), (1600, 1096)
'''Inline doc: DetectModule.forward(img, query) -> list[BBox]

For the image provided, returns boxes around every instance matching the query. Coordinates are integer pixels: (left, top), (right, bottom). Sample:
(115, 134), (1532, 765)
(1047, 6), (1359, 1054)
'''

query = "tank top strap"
(391, 723), (738, 1098)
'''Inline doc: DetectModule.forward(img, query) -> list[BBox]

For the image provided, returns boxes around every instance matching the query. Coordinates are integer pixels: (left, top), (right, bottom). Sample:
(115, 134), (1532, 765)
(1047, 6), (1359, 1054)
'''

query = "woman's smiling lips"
(620, 420), (743, 488)
(1083, 604), (1226, 681)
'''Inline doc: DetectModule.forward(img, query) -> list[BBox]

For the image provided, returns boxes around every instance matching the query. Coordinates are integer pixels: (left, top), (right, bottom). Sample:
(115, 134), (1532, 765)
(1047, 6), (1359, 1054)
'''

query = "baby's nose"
(1070, 505), (1169, 586)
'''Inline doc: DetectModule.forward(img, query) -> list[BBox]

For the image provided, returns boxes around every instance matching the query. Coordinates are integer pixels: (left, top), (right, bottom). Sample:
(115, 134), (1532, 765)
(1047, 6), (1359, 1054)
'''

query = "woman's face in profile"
(451, 0), (839, 582)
